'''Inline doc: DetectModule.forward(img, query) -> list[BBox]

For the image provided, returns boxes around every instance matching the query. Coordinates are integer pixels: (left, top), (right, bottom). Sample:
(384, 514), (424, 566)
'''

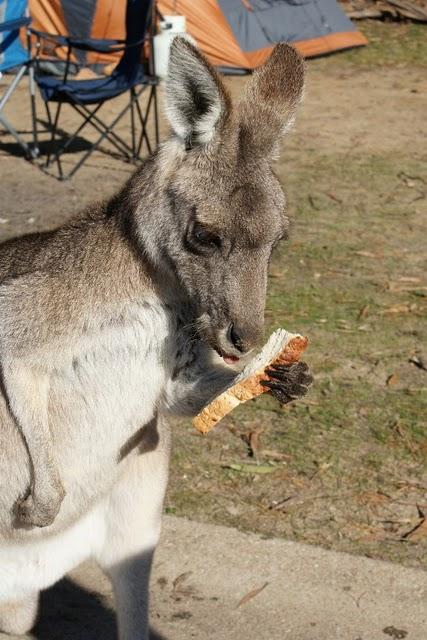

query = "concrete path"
(2, 516), (426, 640)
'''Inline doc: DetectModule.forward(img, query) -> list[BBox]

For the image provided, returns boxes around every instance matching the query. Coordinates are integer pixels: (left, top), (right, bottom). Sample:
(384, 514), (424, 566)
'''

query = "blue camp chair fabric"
(0, 0), (35, 157)
(36, 65), (146, 105)
(31, 0), (158, 179)
(0, 0), (29, 72)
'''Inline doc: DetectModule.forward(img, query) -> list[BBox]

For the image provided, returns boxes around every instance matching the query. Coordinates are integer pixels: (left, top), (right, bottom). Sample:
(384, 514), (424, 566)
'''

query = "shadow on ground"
(33, 578), (167, 640)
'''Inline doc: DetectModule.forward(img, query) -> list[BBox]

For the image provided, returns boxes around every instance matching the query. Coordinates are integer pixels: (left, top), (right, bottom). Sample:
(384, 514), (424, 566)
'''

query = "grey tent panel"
(217, 0), (357, 53)
(61, 0), (98, 65)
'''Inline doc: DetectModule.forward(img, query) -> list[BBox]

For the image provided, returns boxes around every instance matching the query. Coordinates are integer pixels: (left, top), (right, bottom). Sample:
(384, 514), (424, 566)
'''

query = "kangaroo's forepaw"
(261, 361), (313, 405)
(16, 482), (65, 528)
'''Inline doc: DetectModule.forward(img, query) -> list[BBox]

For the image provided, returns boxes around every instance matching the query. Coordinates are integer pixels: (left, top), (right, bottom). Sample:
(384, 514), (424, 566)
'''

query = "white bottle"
(153, 15), (196, 79)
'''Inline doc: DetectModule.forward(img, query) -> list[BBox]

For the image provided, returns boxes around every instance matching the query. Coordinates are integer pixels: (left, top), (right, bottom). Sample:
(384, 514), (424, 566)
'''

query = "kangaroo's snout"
(228, 321), (263, 354)
(212, 317), (264, 363)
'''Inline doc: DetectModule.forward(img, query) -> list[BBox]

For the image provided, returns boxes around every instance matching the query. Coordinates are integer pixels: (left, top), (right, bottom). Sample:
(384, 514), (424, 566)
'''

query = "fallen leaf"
(388, 280), (426, 292)
(344, 522), (387, 542)
(409, 355), (427, 371)
(337, 319), (350, 327)
(383, 626), (408, 640)
(356, 491), (390, 506)
(172, 572), (192, 591)
(171, 611), (192, 620)
(397, 276), (421, 283)
(242, 428), (264, 458)
(171, 572), (197, 601)
(249, 430), (262, 457)
(386, 373), (398, 386)
(354, 250), (381, 258)
(358, 324), (371, 332)
(382, 303), (413, 315)
(237, 582), (269, 608)
(325, 191), (343, 204)
(358, 304), (370, 319)
(262, 449), (292, 461)
(308, 195), (320, 210)
(222, 463), (277, 475)
(398, 171), (426, 188)
(269, 496), (298, 510)
(401, 517), (427, 542)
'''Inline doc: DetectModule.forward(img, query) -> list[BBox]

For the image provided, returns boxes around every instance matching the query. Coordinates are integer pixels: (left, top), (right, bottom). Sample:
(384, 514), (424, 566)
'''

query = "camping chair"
(0, 0), (36, 158)
(30, 0), (159, 180)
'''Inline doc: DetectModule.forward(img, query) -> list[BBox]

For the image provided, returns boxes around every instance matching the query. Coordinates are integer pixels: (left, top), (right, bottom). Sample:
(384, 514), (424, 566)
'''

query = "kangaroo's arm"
(162, 337), (239, 417)
(0, 267), (68, 529)
(1, 358), (64, 527)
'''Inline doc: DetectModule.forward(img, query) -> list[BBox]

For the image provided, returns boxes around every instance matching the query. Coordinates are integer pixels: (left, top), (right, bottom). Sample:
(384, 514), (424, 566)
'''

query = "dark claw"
(265, 362), (313, 387)
(260, 361), (313, 406)
(261, 379), (286, 391)
(269, 362), (309, 374)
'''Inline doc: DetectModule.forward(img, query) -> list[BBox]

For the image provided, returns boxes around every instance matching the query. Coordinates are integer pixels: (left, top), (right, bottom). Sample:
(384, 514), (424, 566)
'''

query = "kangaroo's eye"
(192, 223), (221, 248)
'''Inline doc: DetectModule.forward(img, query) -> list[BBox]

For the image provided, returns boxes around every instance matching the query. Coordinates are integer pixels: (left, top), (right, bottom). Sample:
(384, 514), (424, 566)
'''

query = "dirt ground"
(0, 22), (426, 569)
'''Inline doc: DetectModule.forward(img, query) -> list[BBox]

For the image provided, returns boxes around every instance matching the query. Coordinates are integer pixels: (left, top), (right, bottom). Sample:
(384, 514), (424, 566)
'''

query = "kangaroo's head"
(137, 38), (304, 363)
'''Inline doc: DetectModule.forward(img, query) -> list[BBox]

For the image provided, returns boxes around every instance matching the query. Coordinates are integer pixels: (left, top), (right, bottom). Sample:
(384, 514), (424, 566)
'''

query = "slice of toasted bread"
(193, 329), (308, 434)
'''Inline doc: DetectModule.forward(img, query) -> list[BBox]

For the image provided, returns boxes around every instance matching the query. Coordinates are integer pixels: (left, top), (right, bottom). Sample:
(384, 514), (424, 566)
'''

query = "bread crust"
(193, 334), (307, 434)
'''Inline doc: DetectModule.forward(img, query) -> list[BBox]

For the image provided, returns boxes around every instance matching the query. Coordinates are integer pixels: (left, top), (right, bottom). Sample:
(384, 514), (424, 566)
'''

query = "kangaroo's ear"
(238, 43), (305, 159)
(166, 37), (230, 149)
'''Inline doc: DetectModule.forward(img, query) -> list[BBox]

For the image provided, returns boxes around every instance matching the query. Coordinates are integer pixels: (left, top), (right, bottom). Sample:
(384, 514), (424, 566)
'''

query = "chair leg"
(130, 88), (137, 161)
(73, 104), (133, 159)
(152, 83), (159, 147)
(0, 66), (26, 111)
(28, 61), (40, 159)
(44, 101), (64, 178)
(66, 98), (145, 180)
(50, 103), (103, 160)
(0, 65), (35, 158)
(39, 83), (159, 180)
(0, 112), (32, 157)
(135, 86), (155, 157)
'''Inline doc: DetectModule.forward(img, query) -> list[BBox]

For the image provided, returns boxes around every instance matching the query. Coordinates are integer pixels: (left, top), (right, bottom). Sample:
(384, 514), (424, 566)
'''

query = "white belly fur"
(0, 503), (106, 601)
(0, 300), (170, 601)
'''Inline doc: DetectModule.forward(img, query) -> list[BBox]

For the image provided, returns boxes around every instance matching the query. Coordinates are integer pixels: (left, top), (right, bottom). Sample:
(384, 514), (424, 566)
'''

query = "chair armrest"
(29, 29), (146, 54)
(29, 28), (69, 48)
(29, 29), (129, 54)
(65, 37), (127, 54)
(0, 16), (31, 33)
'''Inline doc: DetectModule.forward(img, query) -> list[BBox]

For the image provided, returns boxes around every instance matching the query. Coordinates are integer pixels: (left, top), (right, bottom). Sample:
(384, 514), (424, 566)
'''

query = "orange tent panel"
(158, 0), (367, 69)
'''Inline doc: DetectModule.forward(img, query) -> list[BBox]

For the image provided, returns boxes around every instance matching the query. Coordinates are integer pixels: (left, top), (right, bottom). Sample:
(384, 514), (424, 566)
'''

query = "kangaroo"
(0, 38), (310, 638)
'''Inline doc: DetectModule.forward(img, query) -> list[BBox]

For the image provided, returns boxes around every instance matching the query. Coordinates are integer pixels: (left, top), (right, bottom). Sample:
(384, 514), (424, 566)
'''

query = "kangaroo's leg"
(96, 416), (170, 640)
(2, 360), (64, 528)
(0, 592), (40, 635)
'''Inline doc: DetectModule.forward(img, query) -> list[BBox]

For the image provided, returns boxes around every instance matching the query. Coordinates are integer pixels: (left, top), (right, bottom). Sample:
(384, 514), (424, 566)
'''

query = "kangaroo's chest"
(0, 302), (175, 544)
(48, 302), (172, 500)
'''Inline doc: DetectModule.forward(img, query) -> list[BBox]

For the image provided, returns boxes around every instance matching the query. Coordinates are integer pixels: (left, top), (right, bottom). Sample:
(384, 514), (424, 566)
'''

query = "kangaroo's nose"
(229, 323), (244, 352)
(228, 322), (262, 354)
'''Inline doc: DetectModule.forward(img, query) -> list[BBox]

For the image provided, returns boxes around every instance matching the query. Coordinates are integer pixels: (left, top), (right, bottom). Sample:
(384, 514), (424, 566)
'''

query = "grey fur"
(0, 38), (308, 637)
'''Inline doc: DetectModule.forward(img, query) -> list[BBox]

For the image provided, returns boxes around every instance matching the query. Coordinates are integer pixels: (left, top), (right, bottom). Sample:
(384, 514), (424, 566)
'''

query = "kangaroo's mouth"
(214, 348), (241, 365)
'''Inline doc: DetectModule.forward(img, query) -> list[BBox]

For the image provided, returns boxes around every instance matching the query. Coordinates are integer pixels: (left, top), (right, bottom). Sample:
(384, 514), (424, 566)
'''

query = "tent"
(28, 1), (129, 67)
(158, 0), (368, 70)
(28, 0), (367, 71)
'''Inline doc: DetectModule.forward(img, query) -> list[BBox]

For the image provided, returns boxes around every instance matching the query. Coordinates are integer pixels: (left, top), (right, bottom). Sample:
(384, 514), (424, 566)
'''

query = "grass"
(166, 21), (427, 569)
(316, 21), (427, 68)
(167, 141), (427, 566)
